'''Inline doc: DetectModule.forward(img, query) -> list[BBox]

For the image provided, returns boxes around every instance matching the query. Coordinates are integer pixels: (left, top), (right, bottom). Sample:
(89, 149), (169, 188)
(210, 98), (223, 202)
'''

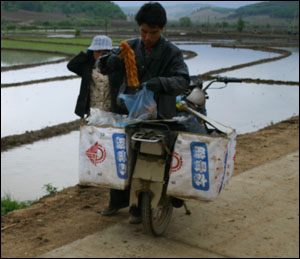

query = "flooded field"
(1, 79), (79, 137)
(206, 82), (298, 133)
(1, 49), (65, 67)
(221, 47), (299, 81)
(178, 43), (281, 75)
(1, 40), (299, 201)
(1, 61), (73, 85)
(1, 132), (79, 201)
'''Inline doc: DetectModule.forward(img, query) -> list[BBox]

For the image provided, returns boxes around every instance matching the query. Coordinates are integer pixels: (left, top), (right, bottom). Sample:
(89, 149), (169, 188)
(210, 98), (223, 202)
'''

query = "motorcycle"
(80, 75), (241, 236)
(122, 75), (242, 236)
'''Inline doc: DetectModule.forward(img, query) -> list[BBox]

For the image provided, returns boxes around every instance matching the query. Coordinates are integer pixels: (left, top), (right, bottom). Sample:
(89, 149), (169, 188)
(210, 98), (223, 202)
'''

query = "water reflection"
(1, 49), (65, 67)
(1, 79), (80, 137)
(1, 131), (79, 201)
(205, 82), (299, 134)
(1, 61), (74, 84)
(180, 44), (280, 75)
(220, 48), (299, 81)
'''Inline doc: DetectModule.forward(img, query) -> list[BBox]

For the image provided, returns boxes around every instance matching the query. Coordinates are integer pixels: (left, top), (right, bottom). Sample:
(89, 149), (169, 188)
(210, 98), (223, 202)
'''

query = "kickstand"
(183, 201), (191, 215)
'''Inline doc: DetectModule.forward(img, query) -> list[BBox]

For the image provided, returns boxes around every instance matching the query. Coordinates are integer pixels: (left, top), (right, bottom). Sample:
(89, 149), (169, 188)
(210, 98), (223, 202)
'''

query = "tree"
(222, 21), (229, 28)
(5, 23), (16, 31)
(75, 28), (81, 37)
(237, 16), (245, 32)
(179, 17), (192, 27)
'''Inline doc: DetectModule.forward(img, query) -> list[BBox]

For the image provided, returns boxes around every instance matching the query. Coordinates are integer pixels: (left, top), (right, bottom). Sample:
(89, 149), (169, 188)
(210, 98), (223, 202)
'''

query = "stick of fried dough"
(118, 41), (140, 87)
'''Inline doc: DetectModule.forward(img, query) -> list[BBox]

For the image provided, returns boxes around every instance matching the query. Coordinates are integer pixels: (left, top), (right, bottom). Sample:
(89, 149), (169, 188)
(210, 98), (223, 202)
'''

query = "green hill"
(1, 1), (126, 20)
(188, 1), (298, 29)
(232, 1), (299, 19)
(190, 7), (235, 23)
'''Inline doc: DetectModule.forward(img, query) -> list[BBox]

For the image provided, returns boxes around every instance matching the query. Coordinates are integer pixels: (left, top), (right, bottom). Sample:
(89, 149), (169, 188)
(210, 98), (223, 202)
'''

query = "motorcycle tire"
(141, 192), (173, 236)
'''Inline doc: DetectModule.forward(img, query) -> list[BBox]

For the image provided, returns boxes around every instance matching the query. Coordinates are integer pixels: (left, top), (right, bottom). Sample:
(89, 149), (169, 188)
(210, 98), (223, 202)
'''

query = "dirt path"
(38, 151), (300, 258)
(1, 116), (298, 258)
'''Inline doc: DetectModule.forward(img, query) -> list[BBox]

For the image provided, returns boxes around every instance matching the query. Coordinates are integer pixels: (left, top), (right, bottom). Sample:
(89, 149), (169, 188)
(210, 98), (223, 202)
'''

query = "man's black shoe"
(101, 207), (119, 216)
(129, 214), (142, 224)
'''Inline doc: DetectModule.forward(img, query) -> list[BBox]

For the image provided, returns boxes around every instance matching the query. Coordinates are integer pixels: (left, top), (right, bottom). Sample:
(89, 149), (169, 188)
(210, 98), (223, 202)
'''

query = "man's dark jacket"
(114, 36), (190, 119)
(67, 51), (94, 118)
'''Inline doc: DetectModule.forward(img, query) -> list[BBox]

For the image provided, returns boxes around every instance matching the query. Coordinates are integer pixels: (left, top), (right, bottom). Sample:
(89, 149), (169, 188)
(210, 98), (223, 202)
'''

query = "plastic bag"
(120, 84), (157, 120)
(87, 108), (135, 127)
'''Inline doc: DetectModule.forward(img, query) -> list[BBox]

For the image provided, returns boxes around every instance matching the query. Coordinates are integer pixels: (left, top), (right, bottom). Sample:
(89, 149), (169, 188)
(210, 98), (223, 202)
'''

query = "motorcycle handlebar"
(202, 76), (242, 92)
(215, 76), (242, 83)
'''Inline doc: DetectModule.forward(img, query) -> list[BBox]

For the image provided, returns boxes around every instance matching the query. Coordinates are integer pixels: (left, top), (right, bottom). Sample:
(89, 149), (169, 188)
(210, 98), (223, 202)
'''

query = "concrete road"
(38, 151), (299, 258)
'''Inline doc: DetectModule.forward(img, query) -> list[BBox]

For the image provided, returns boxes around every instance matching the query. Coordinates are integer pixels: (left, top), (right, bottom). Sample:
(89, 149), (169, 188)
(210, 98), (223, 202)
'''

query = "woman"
(67, 35), (113, 118)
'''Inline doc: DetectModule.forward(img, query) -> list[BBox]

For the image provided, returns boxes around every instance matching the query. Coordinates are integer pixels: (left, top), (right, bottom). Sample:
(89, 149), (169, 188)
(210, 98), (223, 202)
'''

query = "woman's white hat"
(88, 35), (113, 51)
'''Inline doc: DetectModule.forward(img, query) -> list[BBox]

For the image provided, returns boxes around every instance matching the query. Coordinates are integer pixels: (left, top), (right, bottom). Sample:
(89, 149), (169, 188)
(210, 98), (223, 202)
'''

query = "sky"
(113, 1), (262, 9)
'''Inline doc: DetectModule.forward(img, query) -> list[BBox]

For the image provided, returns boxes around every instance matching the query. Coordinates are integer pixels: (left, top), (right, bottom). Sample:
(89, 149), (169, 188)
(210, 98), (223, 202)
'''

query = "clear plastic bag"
(87, 108), (135, 127)
(120, 83), (157, 120)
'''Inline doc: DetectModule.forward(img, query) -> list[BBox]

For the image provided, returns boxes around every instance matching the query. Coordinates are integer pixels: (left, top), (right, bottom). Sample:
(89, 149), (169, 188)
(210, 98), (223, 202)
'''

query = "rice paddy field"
(1, 37), (125, 55)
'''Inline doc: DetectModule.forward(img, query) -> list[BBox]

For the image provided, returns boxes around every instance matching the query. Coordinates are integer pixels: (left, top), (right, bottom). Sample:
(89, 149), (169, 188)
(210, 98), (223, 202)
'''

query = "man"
(101, 2), (190, 223)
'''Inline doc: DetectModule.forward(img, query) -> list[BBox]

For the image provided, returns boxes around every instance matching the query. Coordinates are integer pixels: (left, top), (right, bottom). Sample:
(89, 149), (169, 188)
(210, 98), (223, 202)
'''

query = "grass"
(1, 39), (86, 55)
(1, 183), (58, 216)
(1, 37), (126, 55)
(1, 194), (35, 216)
(12, 37), (125, 45)
(43, 183), (58, 195)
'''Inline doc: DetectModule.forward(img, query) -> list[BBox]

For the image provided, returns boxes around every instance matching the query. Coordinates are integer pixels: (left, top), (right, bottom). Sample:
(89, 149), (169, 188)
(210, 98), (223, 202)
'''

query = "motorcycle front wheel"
(141, 192), (173, 236)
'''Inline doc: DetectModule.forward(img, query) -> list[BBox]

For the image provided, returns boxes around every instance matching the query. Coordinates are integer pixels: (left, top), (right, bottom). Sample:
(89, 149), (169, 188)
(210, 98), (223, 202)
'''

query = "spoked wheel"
(141, 192), (173, 236)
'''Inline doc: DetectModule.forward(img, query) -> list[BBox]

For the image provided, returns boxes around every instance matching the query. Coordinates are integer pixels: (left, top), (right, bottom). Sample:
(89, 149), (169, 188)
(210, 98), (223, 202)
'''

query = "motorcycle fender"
(130, 179), (163, 208)
(133, 155), (165, 182)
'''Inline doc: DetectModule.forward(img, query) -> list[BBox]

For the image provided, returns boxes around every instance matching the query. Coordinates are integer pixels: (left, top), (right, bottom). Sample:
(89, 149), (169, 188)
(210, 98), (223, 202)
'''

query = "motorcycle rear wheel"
(141, 192), (173, 236)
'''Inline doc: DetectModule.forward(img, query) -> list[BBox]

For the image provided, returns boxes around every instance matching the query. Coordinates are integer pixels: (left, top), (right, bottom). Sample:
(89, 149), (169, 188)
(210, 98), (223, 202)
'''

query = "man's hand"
(146, 77), (162, 93)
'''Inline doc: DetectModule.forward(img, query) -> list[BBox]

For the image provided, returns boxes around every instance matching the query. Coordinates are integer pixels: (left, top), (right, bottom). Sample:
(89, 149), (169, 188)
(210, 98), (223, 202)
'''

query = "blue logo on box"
(190, 142), (209, 191)
(112, 133), (128, 179)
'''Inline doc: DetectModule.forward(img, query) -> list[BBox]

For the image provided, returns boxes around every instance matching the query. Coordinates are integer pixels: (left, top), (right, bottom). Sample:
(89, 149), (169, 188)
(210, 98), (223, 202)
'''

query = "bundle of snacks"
(118, 41), (140, 87)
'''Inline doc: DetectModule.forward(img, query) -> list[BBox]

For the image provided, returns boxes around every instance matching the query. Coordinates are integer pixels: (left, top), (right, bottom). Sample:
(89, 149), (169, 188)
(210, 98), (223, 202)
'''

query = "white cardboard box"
(79, 125), (129, 190)
(167, 129), (236, 201)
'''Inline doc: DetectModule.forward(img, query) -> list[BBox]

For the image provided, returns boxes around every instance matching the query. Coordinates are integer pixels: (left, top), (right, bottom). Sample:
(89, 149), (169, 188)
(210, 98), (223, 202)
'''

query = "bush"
(1, 194), (34, 216)
(75, 28), (81, 37)
(4, 23), (17, 31)
(237, 17), (245, 32)
(43, 183), (58, 195)
(179, 17), (192, 27)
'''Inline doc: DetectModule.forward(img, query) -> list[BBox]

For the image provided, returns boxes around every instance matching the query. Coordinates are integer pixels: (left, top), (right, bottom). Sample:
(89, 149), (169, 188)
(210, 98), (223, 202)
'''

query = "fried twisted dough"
(118, 41), (140, 87)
